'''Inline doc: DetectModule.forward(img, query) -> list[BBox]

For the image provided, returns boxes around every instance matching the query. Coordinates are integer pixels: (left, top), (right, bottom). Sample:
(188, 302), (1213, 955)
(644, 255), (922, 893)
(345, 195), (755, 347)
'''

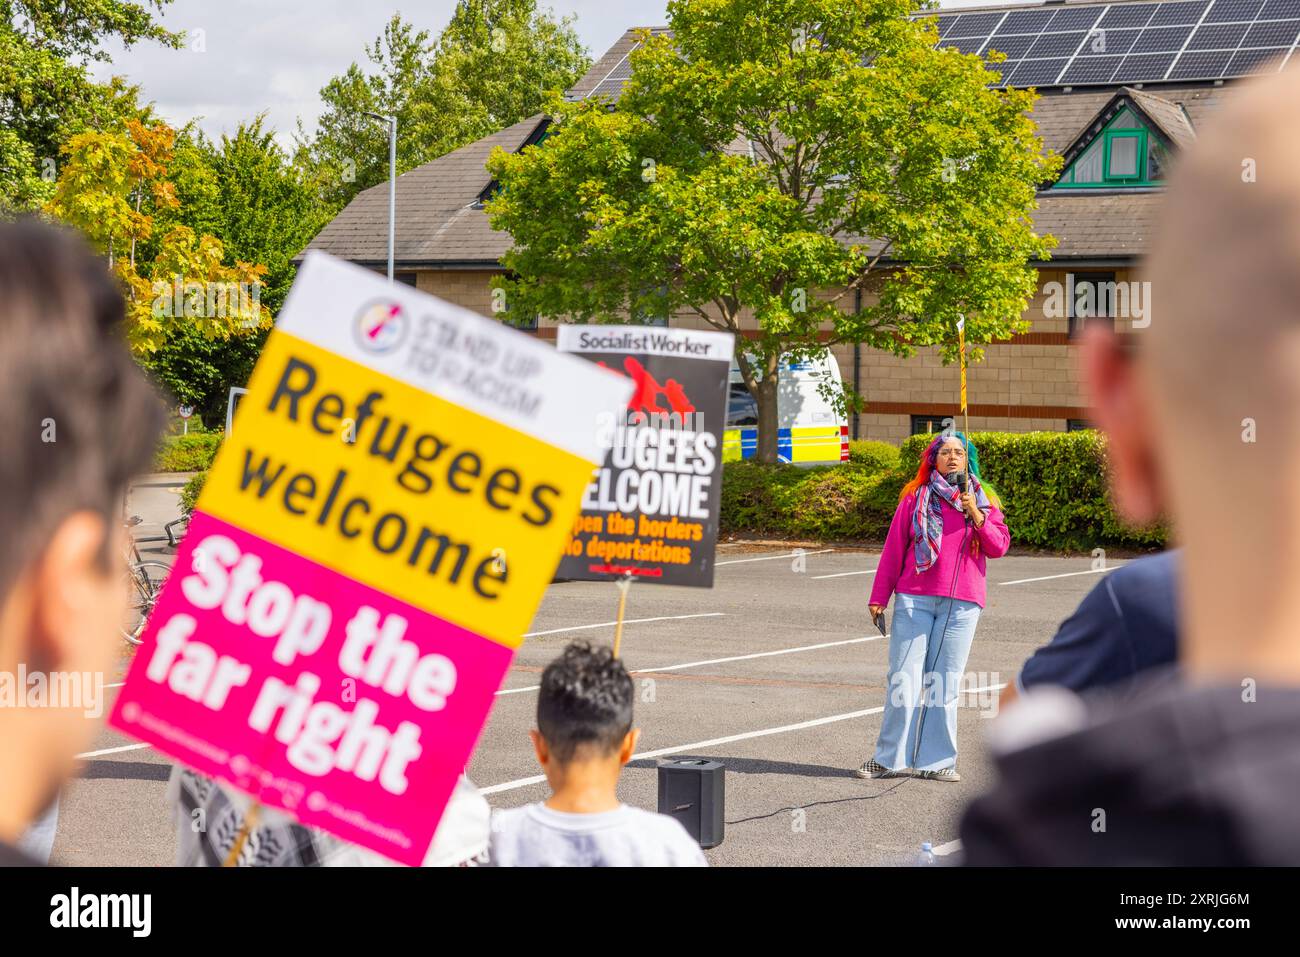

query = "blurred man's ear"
(529, 729), (549, 768)
(618, 728), (640, 765)
(1081, 323), (1164, 525)
(32, 511), (114, 675)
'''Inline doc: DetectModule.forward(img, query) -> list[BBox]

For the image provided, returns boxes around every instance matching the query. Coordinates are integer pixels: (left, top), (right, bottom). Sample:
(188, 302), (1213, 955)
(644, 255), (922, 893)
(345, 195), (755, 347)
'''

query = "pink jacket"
(869, 492), (1011, 609)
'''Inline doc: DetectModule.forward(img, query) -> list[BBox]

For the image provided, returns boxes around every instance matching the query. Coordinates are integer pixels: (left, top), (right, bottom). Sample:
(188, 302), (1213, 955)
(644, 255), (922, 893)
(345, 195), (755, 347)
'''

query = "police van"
(723, 348), (849, 466)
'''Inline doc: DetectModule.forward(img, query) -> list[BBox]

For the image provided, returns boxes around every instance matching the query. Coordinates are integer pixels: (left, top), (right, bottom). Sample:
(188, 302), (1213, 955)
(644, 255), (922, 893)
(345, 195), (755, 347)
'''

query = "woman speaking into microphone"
(857, 433), (1010, 783)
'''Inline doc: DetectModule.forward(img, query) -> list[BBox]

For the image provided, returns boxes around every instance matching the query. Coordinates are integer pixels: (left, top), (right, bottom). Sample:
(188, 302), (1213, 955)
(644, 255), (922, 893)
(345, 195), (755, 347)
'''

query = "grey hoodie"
(961, 673), (1300, 865)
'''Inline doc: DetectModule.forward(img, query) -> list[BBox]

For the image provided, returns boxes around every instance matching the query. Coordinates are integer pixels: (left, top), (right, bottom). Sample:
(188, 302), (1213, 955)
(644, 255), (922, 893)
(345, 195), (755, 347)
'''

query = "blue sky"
(87, 1), (1031, 147)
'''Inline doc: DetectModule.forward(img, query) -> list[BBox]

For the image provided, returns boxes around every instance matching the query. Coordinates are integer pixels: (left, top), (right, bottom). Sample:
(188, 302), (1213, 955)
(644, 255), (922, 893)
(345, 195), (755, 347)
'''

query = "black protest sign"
(556, 326), (735, 588)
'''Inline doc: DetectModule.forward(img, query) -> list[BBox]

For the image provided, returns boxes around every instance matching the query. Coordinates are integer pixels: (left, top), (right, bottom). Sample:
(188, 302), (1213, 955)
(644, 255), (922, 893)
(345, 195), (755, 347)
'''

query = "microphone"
(952, 471), (971, 525)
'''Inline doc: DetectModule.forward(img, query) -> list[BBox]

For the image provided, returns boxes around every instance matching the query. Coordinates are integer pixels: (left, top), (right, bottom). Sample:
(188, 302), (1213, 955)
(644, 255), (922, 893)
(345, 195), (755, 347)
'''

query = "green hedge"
(720, 430), (1167, 551)
(720, 453), (905, 542)
(847, 439), (900, 471)
(179, 471), (207, 516)
(898, 431), (1165, 550)
(154, 432), (222, 472)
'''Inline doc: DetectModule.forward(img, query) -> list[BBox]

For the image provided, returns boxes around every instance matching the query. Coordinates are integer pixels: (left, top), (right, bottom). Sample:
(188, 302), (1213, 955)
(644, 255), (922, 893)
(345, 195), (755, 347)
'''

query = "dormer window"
(1055, 107), (1166, 188)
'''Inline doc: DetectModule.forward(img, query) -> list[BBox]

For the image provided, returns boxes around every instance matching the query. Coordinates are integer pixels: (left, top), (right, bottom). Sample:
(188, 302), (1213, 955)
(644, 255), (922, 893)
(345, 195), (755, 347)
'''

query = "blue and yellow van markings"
(722, 425), (848, 465)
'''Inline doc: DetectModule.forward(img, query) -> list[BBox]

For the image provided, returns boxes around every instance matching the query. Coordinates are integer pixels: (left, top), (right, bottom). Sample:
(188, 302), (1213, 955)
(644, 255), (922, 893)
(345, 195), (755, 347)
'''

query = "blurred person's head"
(1083, 65), (1300, 681)
(0, 220), (165, 843)
(530, 641), (638, 792)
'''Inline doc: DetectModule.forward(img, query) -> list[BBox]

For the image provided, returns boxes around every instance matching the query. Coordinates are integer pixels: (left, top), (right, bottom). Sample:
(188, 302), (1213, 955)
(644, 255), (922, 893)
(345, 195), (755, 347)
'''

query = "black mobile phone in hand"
(873, 610), (887, 637)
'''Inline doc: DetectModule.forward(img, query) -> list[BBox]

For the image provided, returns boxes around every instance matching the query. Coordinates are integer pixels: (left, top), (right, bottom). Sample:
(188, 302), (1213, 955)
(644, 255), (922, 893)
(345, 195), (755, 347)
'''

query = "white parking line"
(1000, 567), (1115, 585)
(634, 635), (884, 674)
(812, 569), (876, 580)
(933, 839), (962, 857)
(525, 612), (724, 638)
(715, 549), (834, 566)
(483, 684), (1006, 796)
(76, 743), (150, 759)
(494, 634), (887, 696)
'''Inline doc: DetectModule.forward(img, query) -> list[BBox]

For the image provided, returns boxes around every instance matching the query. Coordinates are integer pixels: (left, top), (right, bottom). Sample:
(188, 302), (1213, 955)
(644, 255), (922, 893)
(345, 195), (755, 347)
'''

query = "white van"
(722, 348), (849, 465)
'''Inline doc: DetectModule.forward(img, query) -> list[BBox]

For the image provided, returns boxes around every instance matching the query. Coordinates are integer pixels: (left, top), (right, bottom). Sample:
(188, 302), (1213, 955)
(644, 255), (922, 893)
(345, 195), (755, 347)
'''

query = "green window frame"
(1054, 108), (1162, 189)
(1103, 129), (1146, 183)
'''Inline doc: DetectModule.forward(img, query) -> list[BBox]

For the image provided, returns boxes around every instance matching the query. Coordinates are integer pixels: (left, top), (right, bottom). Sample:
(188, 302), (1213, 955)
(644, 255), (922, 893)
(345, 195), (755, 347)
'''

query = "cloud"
(85, 1), (1027, 148)
(86, 1), (669, 147)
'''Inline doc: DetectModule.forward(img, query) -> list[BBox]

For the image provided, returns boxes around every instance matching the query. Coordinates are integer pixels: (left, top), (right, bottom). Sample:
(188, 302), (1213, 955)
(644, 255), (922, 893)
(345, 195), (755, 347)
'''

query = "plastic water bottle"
(917, 842), (936, 866)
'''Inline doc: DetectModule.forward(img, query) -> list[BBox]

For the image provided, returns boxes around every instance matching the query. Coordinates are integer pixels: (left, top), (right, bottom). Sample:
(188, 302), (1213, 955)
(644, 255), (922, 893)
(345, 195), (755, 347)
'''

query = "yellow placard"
(199, 331), (594, 648)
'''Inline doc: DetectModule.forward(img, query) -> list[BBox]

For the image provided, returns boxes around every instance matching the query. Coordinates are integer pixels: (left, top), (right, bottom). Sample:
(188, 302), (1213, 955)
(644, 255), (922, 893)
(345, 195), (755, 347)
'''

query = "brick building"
(302, 0), (1300, 444)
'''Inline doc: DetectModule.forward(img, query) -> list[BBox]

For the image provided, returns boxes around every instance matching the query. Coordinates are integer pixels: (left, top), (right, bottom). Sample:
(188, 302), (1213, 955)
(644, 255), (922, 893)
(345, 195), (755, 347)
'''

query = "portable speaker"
(657, 757), (725, 849)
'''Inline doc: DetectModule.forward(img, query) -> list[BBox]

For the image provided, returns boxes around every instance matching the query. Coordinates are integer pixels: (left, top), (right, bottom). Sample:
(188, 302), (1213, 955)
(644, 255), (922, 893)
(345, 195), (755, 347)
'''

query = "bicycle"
(121, 515), (174, 645)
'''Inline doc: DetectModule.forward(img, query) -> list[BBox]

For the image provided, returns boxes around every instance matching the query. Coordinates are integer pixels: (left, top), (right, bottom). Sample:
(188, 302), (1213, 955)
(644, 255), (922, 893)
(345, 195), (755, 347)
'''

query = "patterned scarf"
(912, 469), (992, 574)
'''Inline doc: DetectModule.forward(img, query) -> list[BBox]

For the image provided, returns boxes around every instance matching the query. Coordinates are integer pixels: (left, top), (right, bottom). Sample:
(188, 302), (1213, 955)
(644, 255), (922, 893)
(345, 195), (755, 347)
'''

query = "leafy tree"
(163, 117), (330, 314)
(0, 126), (53, 211)
(142, 317), (267, 429)
(487, 0), (1059, 463)
(299, 4), (589, 210)
(295, 15), (438, 211)
(45, 127), (144, 264)
(46, 120), (267, 353)
(420, 0), (590, 148)
(122, 225), (267, 353)
(0, 0), (180, 212)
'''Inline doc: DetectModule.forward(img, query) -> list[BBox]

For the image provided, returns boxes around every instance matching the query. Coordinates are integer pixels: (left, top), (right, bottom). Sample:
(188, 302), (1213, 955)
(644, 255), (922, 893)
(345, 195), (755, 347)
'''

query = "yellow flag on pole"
(957, 318), (967, 414)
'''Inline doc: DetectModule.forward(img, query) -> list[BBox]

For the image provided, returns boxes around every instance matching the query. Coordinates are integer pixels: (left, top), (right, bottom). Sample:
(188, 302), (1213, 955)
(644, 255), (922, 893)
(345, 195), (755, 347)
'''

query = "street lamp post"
(363, 111), (397, 283)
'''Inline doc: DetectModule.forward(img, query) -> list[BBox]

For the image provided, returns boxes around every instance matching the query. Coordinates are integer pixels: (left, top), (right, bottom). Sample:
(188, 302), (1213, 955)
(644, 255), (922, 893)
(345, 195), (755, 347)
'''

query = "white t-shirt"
(488, 802), (709, 867)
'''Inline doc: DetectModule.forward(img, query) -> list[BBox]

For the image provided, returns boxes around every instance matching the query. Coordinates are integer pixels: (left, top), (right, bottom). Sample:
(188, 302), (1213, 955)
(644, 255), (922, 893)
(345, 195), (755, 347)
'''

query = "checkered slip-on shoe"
(917, 768), (961, 783)
(854, 758), (908, 779)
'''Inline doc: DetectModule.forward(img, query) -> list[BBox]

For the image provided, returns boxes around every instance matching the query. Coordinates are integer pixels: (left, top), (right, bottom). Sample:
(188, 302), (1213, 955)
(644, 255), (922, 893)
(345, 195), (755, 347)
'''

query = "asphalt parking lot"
(52, 476), (1134, 866)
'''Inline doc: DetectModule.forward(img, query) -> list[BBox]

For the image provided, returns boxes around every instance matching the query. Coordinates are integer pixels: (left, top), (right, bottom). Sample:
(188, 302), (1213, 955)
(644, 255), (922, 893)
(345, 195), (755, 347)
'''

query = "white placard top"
(557, 324), (735, 362)
(276, 253), (633, 463)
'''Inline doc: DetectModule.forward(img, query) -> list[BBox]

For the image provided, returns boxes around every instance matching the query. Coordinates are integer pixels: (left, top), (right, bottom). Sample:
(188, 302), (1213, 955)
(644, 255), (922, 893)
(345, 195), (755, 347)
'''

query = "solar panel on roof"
(1204, 0), (1266, 21)
(1188, 22), (1250, 47)
(1261, 0), (1300, 18)
(1028, 30), (1088, 57)
(946, 12), (1004, 37)
(1113, 50), (1179, 80)
(914, 0), (1300, 91)
(940, 36), (988, 54)
(933, 15), (958, 38)
(1168, 48), (1234, 75)
(1224, 44), (1291, 71)
(1048, 7), (1105, 31)
(1061, 54), (1124, 82)
(1010, 58), (1069, 85)
(1098, 5), (1157, 29)
(1132, 25), (1196, 53)
(984, 35), (1036, 58)
(1000, 9), (1058, 33)
(1087, 27), (1142, 55)
(1242, 18), (1300, 44)
(1149, 1), (1210, 26)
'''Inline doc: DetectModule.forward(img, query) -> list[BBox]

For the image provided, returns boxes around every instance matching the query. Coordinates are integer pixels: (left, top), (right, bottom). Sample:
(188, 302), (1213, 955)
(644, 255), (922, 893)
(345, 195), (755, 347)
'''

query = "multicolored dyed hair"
(899, 432), (1003, 510)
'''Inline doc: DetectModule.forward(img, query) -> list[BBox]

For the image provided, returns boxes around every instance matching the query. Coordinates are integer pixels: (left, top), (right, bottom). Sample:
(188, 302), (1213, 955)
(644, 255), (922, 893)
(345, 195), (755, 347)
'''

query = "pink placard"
(109, 510), (513, 865)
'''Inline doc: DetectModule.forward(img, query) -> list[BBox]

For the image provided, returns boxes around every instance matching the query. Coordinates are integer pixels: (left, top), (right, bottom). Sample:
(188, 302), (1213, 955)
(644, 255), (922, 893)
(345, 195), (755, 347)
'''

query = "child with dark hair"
(488, 641), (706, 867)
